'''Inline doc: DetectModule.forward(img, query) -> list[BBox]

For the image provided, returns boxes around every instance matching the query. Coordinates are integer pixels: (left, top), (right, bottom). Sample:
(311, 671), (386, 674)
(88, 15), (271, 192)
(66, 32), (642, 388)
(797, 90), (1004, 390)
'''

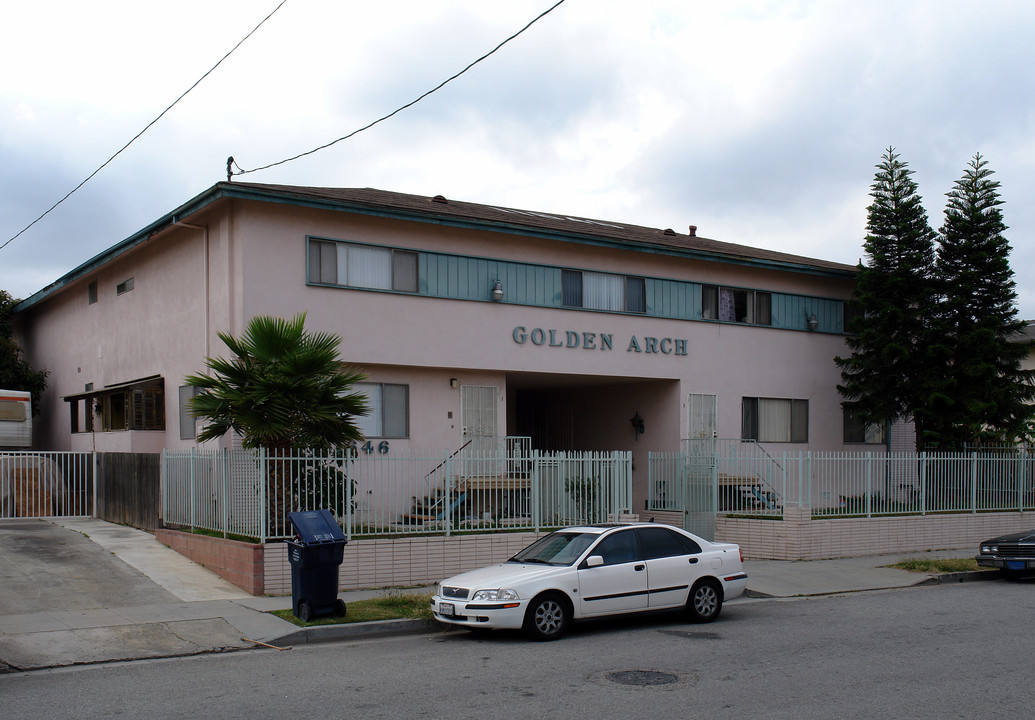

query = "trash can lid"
(287, 509), (347, 545)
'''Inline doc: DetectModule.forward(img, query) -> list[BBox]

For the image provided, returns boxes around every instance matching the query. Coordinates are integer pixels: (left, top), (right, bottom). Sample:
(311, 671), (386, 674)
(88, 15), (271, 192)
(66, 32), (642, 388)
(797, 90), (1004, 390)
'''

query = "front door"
(461, 385), (498, 477)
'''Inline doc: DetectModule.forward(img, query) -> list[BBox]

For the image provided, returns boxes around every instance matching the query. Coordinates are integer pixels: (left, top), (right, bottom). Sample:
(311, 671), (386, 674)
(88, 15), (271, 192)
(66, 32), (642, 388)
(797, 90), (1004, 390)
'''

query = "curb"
(255, 572), (1004, 647)
(264, 618), (450, 647)
(915, 570), (998, 586)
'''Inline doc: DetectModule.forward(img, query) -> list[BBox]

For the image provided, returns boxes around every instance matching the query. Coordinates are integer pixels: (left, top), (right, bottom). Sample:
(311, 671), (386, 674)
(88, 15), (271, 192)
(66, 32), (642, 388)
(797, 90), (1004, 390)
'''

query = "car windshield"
(510, 531), (598, 566)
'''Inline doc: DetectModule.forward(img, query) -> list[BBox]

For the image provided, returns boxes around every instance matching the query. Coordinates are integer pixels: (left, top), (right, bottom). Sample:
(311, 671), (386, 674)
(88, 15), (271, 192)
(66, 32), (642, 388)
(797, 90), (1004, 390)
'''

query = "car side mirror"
(585, 555), (604, 568)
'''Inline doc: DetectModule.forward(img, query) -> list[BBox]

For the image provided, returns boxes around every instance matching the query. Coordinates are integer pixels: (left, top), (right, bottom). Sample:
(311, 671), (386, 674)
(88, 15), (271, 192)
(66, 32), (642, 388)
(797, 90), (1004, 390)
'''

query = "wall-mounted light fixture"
(491, 279), (504, 302)
(630, 411), (645, 440)
(450, 378), (458, 389)
(805, 312), (819, 331)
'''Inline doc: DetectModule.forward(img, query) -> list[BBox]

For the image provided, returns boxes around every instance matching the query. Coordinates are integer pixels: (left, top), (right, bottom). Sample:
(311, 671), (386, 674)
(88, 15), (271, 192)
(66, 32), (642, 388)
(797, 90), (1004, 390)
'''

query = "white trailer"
(0, 390), (32, 448)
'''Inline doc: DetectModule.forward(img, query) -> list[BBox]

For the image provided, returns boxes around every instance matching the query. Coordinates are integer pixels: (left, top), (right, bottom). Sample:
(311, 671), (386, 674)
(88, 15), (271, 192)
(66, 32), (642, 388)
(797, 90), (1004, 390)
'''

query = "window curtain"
(758, 398), (791, 442)
(355, 383), (382, 437)
(719, 288), (736, 322)
(347, 246), (392, 289)
(583, 272), (624, 311)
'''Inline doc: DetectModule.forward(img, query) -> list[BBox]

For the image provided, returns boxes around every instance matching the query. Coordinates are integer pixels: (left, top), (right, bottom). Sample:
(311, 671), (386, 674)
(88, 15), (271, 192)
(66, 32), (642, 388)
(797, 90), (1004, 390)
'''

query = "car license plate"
(439, 601), (455, 617)
(1007, 560), (1026, 570)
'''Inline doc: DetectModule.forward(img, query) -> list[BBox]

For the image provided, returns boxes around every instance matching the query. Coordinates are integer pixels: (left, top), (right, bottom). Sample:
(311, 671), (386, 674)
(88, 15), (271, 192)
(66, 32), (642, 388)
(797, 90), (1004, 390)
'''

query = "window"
(116, 278), (134, 295)
(93, 388), (164, 431)
(179, 385), (198, 440)
(67, 379), (165, 433)
(355, 383), (409, 438)
(88, 281), (98, 304)
(742, 397), (808, 443)
(702, 285), (772, 325)
(308, 239), (418, 292)
(590, 530), (640, 566)
(561, 270), (646, 313)
(636, 527), (701, 559)
(843, 405), (886, 444)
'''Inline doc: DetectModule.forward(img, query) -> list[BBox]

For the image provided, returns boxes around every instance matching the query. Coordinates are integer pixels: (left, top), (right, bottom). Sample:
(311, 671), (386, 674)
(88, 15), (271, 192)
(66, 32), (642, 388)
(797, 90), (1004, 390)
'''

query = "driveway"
(0, 519), (179, 615)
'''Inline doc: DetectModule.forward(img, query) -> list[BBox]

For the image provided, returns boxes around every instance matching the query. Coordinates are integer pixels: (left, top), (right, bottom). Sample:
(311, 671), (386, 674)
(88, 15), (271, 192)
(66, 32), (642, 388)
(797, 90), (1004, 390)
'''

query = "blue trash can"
(287, 510), (348, 621)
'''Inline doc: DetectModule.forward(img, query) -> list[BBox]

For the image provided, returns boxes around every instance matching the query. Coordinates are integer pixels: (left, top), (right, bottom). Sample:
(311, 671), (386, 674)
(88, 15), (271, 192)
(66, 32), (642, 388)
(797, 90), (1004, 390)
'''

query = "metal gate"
(0, 452), (93, 519)
(647, 450), (716, 540)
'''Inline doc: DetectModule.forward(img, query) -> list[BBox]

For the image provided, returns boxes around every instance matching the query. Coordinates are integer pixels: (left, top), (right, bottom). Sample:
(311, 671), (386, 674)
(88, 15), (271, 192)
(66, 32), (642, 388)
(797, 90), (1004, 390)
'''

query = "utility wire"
(1, 1), (290, 252)
(232, 0), (568, 177)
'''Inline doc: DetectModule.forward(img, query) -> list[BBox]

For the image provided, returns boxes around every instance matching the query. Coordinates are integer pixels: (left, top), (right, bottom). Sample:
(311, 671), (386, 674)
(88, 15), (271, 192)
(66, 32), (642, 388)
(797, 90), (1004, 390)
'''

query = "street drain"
(606, 670), (679, 687)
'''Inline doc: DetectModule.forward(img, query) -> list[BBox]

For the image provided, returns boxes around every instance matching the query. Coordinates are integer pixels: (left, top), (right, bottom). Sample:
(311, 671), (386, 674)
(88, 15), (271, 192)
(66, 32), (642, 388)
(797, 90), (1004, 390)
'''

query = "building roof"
(14, 181), (856, 312)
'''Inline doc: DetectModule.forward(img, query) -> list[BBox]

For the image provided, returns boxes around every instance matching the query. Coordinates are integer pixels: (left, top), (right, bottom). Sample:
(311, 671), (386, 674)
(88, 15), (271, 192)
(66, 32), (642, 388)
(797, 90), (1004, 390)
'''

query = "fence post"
(189, 446), (196, 532)
(221, 448), (229, 538)
(866, 452), (872, 518)
(920, 452), (927, 516)
(781, 451), (787, 510)
(344, 450), (353, 542)
(259, 447), (267, 545)
(970, 452), (978, 514)
(531, 450), (539, 532)
(91, 451), (98, 518)
(444, 453), (452, 538)
(1018, 452), (1025, 513)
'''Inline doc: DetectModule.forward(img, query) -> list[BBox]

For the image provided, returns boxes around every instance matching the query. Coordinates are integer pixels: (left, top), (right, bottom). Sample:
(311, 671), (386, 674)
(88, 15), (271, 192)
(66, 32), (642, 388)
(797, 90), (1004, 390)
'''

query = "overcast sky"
(2, 0), (1034, 317)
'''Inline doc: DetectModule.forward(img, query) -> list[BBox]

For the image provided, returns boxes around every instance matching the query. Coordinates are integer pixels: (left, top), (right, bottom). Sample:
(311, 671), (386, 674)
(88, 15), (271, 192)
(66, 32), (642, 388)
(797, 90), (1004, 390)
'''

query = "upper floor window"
(702, 285), (771, 325)
(116, 278), (134, 295)
(562, 270), (645, 313)
(88, 281), (98, 304)
(742, 397), (808, 443)
(308, 239), (418, 293)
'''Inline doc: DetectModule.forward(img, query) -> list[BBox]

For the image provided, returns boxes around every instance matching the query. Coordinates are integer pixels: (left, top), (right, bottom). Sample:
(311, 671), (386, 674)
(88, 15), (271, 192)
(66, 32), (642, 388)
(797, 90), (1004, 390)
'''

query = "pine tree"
(929, 153), (1034, 447)
(836, 149), (940, 451)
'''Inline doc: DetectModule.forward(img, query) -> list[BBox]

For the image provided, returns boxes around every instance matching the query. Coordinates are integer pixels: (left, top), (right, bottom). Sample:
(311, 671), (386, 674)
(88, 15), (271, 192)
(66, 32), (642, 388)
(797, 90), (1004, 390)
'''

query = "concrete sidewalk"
(0, 518), (992, 673)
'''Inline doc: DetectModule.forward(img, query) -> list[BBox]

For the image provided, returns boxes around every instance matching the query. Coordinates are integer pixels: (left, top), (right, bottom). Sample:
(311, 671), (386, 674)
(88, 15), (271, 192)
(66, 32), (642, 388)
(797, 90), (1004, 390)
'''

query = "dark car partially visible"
(976, 530), (1035, 578)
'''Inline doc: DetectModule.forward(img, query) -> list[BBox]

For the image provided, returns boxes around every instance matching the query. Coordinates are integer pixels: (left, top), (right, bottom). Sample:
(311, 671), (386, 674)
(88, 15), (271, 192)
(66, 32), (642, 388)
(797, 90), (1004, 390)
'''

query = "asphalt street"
(2, 580), (1032, 720)
(0, 517), (991, 673)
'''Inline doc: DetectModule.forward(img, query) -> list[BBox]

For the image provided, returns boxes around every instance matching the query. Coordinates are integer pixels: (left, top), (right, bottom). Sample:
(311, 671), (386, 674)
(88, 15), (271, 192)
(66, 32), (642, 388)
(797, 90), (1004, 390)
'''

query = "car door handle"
(634, 564), (645, 571)
(688, 558), (699, 564)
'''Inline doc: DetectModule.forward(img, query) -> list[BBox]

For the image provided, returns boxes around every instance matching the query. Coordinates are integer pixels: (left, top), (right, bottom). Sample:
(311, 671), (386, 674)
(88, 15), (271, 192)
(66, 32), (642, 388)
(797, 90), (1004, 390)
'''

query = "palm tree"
(185, 314), (368, 533)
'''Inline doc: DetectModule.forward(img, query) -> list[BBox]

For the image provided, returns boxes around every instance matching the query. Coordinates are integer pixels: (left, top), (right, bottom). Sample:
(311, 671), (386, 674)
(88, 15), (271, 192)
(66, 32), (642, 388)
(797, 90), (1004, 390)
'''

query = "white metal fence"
(650, 444), (1035, 521)
(0, 451), (94, 519)
(162, 442), (633, 541)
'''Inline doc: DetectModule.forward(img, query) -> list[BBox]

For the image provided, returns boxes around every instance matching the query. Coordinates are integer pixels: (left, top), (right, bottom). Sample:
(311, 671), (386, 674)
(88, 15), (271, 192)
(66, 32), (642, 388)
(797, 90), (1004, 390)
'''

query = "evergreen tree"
(930, 153), (1034, 447)
(836, 149), (941, 451)
(0, 290), (48, 414)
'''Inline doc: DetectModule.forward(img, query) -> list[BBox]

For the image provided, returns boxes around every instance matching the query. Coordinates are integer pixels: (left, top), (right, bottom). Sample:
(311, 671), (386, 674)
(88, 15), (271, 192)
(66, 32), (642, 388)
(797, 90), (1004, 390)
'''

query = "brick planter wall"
(716, 510), (1035, 560)
(264, 531), (547, 596)
(156, 528), (265, 595)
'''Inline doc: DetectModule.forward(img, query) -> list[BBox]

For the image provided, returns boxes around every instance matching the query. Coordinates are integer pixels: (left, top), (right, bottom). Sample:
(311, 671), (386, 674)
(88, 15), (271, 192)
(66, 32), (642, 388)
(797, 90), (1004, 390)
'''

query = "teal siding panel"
(417, 249), (845, 332)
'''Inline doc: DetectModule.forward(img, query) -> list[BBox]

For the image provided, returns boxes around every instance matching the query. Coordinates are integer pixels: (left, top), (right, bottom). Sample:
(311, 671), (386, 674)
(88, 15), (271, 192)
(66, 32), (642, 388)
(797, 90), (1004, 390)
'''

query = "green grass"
(272, 591), (434, 627)
(887, 557), (983, 573)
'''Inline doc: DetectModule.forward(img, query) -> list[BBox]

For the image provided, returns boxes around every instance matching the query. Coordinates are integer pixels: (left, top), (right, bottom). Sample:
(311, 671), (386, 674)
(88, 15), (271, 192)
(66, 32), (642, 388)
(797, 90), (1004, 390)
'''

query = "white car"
(431, 523), (747, 640)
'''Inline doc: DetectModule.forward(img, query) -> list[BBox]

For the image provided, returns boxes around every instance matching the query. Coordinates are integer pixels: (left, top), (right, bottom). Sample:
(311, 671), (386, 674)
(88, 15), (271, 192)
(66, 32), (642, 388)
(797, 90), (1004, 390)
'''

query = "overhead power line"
(1, 1), (290, 252)
(231, 0), (568, 177)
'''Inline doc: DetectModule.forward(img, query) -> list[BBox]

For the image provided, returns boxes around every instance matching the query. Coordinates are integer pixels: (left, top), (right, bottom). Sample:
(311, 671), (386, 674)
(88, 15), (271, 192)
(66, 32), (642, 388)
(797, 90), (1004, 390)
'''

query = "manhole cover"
(605, 670), (680, 687)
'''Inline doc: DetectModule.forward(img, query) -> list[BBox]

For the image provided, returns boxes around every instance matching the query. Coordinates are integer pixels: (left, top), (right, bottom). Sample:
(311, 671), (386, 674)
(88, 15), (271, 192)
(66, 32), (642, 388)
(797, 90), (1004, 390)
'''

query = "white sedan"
(431, 523), (747, 640)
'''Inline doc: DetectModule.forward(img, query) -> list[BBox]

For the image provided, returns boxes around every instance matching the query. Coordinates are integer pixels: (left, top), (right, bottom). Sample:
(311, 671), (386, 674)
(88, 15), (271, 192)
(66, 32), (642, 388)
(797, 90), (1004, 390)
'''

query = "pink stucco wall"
(16, 191), (858, 501)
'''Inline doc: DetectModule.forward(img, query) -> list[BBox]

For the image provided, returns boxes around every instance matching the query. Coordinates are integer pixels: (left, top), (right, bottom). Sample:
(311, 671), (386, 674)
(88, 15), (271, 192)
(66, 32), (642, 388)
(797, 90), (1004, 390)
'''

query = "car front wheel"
(523, 593), (570, 641)
(687, 579), (723, 623)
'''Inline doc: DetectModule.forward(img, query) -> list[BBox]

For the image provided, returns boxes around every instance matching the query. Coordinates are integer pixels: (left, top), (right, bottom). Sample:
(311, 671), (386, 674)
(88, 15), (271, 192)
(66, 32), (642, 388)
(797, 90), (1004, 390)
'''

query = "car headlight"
(471, 588), (520, 602)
